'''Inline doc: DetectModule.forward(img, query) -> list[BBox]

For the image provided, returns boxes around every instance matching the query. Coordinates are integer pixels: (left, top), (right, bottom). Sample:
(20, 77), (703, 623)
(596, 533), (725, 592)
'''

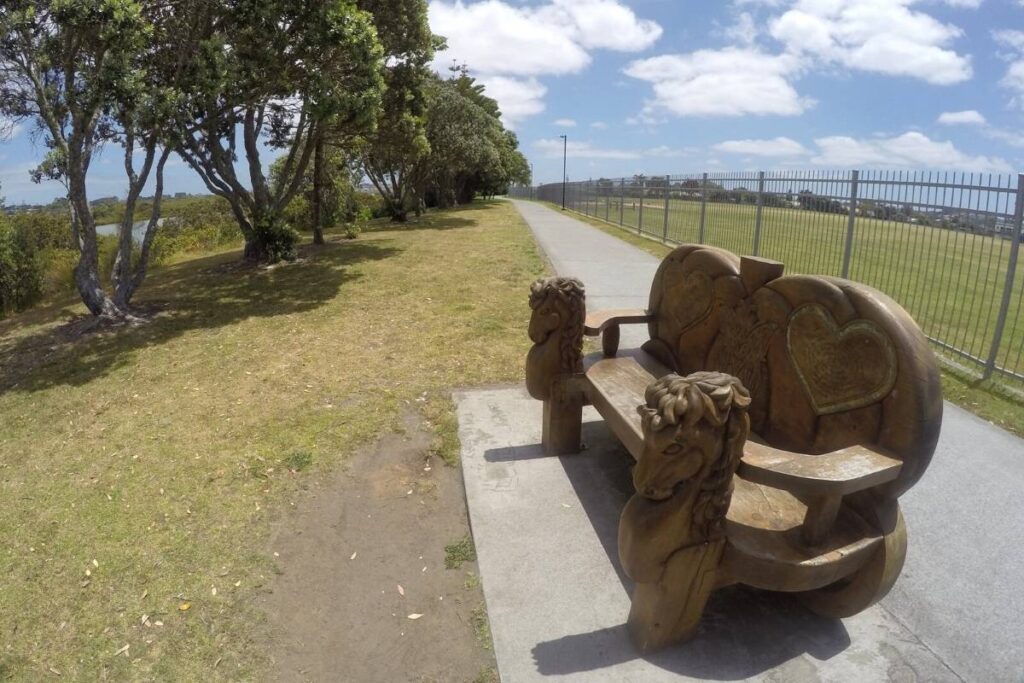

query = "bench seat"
(584, 349), (884, 592)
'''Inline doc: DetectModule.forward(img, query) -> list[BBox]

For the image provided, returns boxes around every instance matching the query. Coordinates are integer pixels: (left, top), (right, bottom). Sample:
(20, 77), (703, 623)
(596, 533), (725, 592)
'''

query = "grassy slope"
(576, 196), (1024, 378)
(544, 200), (1024, 436)
(0, 201), (543, 681)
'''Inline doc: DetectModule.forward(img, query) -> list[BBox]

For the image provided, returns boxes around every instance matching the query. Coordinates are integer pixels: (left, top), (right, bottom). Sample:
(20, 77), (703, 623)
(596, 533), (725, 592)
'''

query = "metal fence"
(510, 170), (1024, 388)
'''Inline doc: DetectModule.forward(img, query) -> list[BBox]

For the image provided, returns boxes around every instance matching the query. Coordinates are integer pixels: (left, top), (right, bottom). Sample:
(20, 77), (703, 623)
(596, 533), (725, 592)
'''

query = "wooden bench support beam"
(802, 493), (843, 546)
(542, 386), (583, 456)
(602, 324), (620, 358)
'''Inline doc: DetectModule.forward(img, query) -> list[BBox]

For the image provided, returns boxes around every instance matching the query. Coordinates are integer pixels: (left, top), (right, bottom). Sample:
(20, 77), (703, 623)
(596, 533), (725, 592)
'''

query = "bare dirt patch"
(261, 411), (495, 683)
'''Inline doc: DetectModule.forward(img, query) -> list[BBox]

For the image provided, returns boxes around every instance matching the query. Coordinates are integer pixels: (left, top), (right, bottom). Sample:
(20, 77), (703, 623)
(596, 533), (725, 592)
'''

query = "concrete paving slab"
(472, 199), (1024, 681)
(457, 387), (961, 683)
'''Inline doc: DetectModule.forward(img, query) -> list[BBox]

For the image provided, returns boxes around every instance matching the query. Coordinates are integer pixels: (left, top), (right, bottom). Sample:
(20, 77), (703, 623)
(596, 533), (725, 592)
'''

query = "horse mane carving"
(621, 371), (752, 650)
(621, 372), (751, 584)
(636, 372), (751, 540)
(526, 277), (586, 401)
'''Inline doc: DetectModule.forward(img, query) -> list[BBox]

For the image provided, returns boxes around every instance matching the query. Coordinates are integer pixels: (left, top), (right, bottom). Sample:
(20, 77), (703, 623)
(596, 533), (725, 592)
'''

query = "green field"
(570, 195), (1024, 383)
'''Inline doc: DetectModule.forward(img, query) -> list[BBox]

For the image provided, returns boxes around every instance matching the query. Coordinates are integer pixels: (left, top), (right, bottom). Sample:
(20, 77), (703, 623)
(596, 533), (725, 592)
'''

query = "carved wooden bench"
(526, 245), (942, 653)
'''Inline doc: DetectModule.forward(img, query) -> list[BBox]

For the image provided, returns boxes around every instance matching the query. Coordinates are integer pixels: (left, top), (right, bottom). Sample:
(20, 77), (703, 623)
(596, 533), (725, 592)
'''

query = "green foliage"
(173, 0), (387, 262)
(417, 70), (531, 209)
(150, 197), (242, 261)
(285, 450), (314, 472)
(444, 535), (477, 570)
(273, 148), (361, 233)
(356, 0), (435, 221)
(0, 217), (44, 316)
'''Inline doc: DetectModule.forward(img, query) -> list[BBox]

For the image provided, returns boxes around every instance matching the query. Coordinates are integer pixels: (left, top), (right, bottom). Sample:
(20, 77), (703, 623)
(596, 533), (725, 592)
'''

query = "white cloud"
(714, 136), (810, 156)
(428, 0), (662, 126)
(723, 12), (759, 45)
(535, 138), (641, 160)
(532, 0), (663, 52)
(811, 132), (1010, 172)
(770, 0), (972, 85)
(591, 121), (608, 130)
(625, 49), (813, 117)
(940, 0), (982, 7)
(937, 110), (986, 125)
(933, 108), (1024, 147)
(554, 118), (577, 127)
(994, 30), (1024, 108)
(475, 75), (547, 128)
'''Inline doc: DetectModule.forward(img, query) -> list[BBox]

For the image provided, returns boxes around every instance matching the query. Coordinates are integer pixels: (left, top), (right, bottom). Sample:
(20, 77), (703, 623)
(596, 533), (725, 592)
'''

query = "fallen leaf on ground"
(349, 552), (357, 560)
(407, 614), (423, 620)
(397, 585), (405, 596)
(179, 602), (191, 611)
(114, 644), (129, 657)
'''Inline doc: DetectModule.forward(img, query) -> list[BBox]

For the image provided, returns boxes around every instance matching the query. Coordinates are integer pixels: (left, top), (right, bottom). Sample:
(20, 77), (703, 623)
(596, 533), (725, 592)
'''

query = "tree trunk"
(68, 168), (131, 320)
(311, 132), (326, 245)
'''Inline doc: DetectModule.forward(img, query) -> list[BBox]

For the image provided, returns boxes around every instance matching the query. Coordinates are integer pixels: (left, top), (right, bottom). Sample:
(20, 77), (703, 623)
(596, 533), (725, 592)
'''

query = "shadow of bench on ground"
(485, 419), (852, 681)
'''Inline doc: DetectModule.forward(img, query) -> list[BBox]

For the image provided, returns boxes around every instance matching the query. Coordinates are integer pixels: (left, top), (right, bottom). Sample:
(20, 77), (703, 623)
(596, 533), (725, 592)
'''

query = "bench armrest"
(740, 442), (902, 497)
(584, 309), (654, 357)
(739, 442), (902, 545)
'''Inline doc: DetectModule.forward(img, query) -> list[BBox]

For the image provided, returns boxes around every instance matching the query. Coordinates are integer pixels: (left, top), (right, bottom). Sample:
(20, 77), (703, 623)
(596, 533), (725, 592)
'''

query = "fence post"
(619, 178), (625, 225)
(984, 173), (1024, 380)
(842, 170), (860, 279)
(662, 175), (671, 242)
(752, 171), (766, 256)
(605, 183), (611, 222)
(638, 178), (645, 235)
(699, 173), (708, 244)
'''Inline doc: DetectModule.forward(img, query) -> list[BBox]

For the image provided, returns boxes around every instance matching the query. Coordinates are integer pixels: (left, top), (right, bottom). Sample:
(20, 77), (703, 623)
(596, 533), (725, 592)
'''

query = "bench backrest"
(642, 245), (942, 498)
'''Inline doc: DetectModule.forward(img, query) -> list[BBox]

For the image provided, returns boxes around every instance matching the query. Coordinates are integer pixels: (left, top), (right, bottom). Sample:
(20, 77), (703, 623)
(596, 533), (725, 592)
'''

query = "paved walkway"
(464, 200), (1024, 681)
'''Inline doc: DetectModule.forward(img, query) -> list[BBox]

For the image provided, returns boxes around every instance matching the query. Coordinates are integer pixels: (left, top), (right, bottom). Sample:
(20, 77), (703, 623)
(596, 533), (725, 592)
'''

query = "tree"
(273, 145), (361, 237)
(0, 0), (173, 319)
(357, 0), (437, 222)
(174, 0), (385, 262)
(416, 69), (528, 209)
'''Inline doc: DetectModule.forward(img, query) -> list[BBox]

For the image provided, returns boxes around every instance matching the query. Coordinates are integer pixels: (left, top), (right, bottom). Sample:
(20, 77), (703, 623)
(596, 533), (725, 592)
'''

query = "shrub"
(0, 218), (45, 317)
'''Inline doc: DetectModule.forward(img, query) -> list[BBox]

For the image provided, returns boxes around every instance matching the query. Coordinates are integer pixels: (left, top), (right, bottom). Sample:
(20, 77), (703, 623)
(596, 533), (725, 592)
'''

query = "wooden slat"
(584, 351), (669, 459)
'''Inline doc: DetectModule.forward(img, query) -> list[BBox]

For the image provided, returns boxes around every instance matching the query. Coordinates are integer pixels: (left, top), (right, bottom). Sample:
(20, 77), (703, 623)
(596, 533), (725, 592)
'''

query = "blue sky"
(3, 0), (1024, 203)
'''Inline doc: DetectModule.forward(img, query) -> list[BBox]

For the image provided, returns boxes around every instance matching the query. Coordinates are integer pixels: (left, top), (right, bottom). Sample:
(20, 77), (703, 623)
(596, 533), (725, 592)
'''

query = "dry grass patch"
(0, 200), (542, 681)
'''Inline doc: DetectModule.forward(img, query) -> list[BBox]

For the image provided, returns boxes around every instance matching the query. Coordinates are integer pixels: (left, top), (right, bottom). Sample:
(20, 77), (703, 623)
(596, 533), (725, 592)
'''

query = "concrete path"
(457, 199), (1024, 682)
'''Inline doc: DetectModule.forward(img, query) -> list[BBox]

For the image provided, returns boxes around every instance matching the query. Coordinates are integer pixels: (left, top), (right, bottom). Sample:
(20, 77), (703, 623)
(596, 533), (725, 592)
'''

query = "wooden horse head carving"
(621, 372), (751, 584)
(526, 277), (585, 401)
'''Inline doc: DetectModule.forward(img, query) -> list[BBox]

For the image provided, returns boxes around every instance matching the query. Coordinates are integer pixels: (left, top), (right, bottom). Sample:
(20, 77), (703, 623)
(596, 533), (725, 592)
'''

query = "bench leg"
(541, 390), (583, 456)
(627, 541), (724, 653)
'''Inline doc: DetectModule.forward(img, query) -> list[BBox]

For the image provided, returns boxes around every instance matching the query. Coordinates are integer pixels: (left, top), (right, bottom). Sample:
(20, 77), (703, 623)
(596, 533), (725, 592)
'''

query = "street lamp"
(560, 134), (568, 210)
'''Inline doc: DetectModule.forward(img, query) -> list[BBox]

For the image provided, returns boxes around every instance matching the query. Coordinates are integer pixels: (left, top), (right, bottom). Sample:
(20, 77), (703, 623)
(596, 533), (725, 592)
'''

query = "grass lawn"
(572, 196), (1024, 381)
(542, 200), (1024, 436)
(0, 200), (543, 681)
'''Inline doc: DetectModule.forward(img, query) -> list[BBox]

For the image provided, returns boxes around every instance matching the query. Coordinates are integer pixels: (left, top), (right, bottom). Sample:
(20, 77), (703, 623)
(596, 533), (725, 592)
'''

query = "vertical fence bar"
(841, 170), (860, 279)
(984, 173), (1024, 379)
(699, 173), (708, 244)
(662, 175), (671, 242)
(619, 178), (625, 225)
(605, 182), (610, 222)
(638, 178), (645, 235)
(753, 171), (766, 256)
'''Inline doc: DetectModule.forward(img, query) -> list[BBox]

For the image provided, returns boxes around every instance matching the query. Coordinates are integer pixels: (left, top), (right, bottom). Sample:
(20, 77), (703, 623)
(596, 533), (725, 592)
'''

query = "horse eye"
(663, 443), (683, 455)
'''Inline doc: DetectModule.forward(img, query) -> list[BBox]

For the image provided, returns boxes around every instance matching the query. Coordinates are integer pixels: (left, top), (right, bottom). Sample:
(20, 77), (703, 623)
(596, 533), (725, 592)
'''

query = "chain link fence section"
(509, 170), (1024, 387)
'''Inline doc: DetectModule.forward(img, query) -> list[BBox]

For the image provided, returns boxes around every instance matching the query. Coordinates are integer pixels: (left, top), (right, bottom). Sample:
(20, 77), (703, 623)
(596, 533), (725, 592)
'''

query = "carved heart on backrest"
(787, 304), (898, 416)
(662, 265), (714, 331)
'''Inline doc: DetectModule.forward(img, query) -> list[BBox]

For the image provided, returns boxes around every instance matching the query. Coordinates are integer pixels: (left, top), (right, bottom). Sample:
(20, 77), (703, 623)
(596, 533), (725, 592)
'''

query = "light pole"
(560, 134), (568, 210)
